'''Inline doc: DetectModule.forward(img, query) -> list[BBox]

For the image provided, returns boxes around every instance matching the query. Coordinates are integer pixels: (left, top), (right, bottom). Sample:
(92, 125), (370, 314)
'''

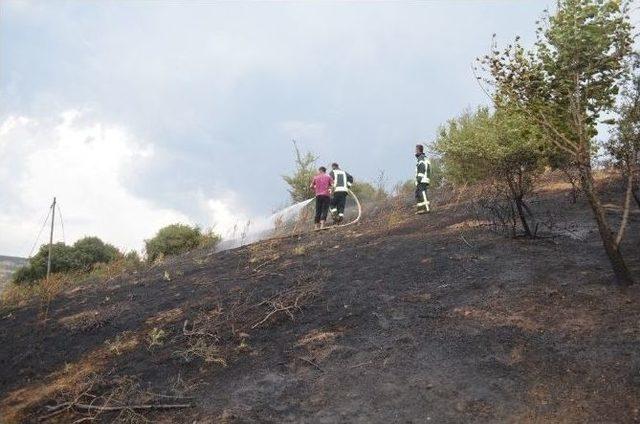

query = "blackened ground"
(1, 177), (639, 423)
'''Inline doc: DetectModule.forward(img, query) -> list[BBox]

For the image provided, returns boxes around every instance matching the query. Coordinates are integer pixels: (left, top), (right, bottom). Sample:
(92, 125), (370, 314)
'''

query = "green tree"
(434, 106), (545, 237)
(145, 224), (220, 263)
(427, 158), (445, 188)
(72, 237), (120, 271)
(13, 237), (121, 284)
(607, 57), (640, 210)
(350, 182), (378, 203)
(482, 0), (635, 285)
(282, 140), (318, 203)
(350, 172), (389, 203)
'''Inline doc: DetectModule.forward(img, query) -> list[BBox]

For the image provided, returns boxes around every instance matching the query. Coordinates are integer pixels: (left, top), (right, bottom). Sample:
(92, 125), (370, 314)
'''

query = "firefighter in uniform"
(415, 145), (431, 214)
(329, 162), (353, 223)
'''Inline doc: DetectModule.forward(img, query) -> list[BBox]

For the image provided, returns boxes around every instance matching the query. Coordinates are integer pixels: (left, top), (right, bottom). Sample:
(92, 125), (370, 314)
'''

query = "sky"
(0, 0), (554, 256)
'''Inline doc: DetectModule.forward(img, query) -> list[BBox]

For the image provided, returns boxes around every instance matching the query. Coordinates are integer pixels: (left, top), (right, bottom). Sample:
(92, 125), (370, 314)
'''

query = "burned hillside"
(1, 176), (639, 423)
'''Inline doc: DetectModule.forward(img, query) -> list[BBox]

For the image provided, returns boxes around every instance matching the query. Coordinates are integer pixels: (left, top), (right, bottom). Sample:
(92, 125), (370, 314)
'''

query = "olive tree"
(434, 106), (545, 237)
(482, 0), (635, 285)
(282, 140), (318, 203)
(13, 237), (121, 284)
(145, 224), (220, 263)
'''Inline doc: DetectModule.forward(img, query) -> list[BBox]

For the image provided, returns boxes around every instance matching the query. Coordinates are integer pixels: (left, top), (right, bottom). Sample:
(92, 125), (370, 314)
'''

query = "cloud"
(0, 111), (194, 255)
(1, 1), (555, 251)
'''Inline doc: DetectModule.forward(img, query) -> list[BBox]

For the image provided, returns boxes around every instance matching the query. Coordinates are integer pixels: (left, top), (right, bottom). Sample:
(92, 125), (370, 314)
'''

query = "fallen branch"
(252, 256), (279, 273)
(45, 401), (192, 414)
(74, 402), (192, 411)
(349, 361), (372, 369)
(298, 356), (323, 372)
(143, 391), (195, 400)
(251, 303), (296, 329)
(460, 234), (473, 248)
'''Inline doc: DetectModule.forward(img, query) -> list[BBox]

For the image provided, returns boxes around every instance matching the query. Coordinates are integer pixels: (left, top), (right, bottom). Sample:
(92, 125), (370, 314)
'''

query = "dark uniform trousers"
(331, 191), (348, 217)
(415, 183), (429, 213)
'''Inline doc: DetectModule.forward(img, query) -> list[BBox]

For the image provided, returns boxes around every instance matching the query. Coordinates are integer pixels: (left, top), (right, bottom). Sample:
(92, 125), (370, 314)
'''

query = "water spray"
(217, 190), (362, 251)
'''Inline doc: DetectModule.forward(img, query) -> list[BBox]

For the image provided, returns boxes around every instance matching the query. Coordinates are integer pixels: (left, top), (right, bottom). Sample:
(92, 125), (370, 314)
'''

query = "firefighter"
(415, 144), (431, 214)
(329, 162), (353, 223)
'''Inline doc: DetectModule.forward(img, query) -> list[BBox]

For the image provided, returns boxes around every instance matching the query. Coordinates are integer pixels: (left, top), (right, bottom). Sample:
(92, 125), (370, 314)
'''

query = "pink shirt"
(312, 173), (333, 196)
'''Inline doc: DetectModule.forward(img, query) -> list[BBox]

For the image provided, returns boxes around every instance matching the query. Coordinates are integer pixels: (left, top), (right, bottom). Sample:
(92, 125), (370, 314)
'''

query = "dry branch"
(40, 401), (191, 422)
(297, 356), (323, 371)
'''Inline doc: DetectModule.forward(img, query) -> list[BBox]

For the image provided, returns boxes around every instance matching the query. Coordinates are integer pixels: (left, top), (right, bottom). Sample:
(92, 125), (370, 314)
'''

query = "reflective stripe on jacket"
(330, 169), (353, 193)
(416, 156), (431, 185)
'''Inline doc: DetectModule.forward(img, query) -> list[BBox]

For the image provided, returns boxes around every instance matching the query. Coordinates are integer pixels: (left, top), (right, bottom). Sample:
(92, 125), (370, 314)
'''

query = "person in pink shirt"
(310, 166), (333, 229)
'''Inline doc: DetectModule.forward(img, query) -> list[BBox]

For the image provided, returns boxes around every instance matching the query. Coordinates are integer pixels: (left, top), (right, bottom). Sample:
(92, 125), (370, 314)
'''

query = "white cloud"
(0, 111), (192, 255)
(279, 121), (327, 143)
(198, 190), (251, 239)
(1, 0), (554, 246)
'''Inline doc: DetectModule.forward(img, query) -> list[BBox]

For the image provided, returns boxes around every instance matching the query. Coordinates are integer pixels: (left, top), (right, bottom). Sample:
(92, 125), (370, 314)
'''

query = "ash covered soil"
(1, 180), (639, 423)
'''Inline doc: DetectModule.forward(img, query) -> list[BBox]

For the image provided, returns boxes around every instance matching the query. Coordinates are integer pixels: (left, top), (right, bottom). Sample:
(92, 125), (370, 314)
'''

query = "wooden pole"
(46, 197), (56, 280)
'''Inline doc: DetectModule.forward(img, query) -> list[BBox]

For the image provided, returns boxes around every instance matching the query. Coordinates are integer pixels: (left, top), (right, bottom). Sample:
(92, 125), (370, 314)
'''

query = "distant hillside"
(0, 256), (26, 287)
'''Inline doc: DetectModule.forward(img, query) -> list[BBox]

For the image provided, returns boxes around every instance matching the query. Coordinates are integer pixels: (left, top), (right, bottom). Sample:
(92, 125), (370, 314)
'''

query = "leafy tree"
(427, 157), (445, 188)
(352, 181), (392, 203)
(434, 106), (545, 237)
(350, 182), (379, 203)
(124, 250), (142, 267)
(145, 224), (220, 263)
(607, 57), (640, 210)
(282, 140), (318, 203)
(482, 0), (635, 285)
(13, 237), (121, 284)
(72, 237), (120, 271)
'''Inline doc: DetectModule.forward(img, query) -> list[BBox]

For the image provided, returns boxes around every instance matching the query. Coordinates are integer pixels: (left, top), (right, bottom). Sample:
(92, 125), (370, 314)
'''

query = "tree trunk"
(578, 163), (635, 286)
(506, 177), (532, 238)
(514, 197), (532, 237)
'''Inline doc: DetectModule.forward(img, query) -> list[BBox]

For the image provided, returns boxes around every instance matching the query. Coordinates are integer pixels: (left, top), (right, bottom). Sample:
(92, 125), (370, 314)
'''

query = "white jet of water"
(268, 198), (314, 225)
(216, 198), (314, 251)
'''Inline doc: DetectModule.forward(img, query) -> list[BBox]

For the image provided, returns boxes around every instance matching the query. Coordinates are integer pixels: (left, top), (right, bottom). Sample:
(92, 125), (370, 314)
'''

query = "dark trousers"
(315, 195), (330, 223)
(415, 183), (429, 212)
(330, 191), (348, 217)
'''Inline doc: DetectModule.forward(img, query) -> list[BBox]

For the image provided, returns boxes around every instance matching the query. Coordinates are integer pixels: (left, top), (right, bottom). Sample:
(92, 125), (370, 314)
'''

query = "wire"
(57, 203), (66, 244)
(28, 205), (52, 258)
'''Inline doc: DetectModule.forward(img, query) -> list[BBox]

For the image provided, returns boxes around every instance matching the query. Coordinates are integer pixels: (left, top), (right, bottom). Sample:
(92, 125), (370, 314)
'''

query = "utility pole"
(46, 197), (56, 280)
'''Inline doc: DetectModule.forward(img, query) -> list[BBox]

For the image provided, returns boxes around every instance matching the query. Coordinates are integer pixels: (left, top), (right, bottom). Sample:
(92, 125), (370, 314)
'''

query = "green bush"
(351, 182), (387, 203)
(124, 251), (142, 267)
(145, 224), (220, 263)
(13, 237), (121, 284)
(282, 140), (318, 203)
(72, 237), (120, 271)
(433, 106), (545, 237)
